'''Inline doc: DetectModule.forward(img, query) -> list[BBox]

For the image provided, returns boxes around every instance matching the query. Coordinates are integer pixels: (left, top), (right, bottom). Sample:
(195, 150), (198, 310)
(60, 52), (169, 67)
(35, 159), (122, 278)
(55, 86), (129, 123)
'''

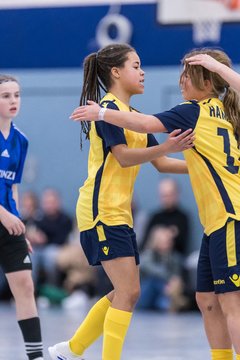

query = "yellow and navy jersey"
(155, 98), (240, 235)
(77, 93), (158, 231)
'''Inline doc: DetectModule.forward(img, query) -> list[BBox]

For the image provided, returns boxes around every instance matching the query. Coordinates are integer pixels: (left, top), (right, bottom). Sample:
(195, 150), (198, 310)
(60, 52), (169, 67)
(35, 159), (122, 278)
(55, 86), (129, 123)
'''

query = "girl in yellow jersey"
(186, 52), (240, 93)
(48, 44), (193, 360)
(71, 48), (240, 360)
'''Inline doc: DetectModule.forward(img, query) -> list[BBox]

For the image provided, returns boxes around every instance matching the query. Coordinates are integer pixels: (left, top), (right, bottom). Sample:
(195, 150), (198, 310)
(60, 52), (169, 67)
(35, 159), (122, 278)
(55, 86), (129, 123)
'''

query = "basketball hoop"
(193, 19), (222, 44)
(157, 0), (240, 44)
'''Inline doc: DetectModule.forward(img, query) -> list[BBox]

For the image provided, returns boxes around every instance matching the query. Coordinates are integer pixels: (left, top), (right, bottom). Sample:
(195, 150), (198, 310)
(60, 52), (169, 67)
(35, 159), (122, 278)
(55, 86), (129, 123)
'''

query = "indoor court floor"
(0, 302), (210, 360)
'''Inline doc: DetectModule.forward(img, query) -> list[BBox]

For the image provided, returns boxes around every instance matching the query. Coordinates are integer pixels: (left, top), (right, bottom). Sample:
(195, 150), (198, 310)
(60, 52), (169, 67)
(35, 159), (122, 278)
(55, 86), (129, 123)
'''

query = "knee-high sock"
(211, 349), (233, 360)
(69, 295), (111, 355)
(102, 307), (132, 360)
(18, 317), (43, 360)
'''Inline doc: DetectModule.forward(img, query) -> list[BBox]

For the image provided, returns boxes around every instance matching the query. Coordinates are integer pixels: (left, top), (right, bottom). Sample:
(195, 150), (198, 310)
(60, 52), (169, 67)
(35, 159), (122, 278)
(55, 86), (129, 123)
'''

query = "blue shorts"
(80, 222), (140, 266)
(197, 219), (240, 294)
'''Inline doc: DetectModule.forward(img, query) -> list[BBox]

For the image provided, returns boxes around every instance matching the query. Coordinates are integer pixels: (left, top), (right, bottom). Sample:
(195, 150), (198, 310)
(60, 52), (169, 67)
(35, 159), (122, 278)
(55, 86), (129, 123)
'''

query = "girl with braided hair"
(49, 44), (194, 360)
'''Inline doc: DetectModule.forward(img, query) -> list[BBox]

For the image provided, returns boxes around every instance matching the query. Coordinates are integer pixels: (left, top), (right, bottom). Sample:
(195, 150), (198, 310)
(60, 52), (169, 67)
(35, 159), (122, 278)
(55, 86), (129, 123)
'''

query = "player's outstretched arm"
(111, 129), (194, 168)
(70, 100), (166, 134)
(152, 156), (188, 174)
(186, 54), (240, 92)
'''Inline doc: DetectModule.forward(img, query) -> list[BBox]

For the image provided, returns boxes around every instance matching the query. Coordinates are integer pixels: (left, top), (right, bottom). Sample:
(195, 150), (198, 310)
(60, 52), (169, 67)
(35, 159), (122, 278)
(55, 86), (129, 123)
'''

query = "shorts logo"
(213, 279), (225, 285)
(229, 274), (240, 287)
(23, 255), (31, 264)
(102, 246), (109, 256)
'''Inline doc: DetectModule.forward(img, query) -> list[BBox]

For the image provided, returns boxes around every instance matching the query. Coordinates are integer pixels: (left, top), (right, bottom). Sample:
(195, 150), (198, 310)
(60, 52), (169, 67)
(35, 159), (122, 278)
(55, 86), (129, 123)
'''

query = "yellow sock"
(69, 295), (111, 355)
(211, 349), (233, 360)
(102, 307), (132, 360)
(236, 354), (240, 360)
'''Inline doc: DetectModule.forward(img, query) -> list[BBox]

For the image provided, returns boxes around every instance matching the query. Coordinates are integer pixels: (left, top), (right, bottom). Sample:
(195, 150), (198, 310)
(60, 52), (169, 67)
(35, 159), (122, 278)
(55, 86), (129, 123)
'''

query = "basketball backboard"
(157, 0), (240, 43)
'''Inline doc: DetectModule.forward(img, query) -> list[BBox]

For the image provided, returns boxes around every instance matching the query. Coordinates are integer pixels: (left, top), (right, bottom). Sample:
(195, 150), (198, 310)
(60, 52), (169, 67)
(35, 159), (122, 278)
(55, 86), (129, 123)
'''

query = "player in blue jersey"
(0, 75), (44, 360)
(49, 44), (194, 360)
(70, 48), (240, 360)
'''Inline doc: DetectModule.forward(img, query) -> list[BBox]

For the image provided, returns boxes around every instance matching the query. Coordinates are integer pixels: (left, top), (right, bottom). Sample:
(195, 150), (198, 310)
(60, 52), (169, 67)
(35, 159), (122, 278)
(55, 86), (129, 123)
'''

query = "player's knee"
(195, 292), (218, 313)
(15, 275), (35, 298)
(128, 285), (141, 306)
(116, 285), (140, 307)
(218, 292), (240, 317)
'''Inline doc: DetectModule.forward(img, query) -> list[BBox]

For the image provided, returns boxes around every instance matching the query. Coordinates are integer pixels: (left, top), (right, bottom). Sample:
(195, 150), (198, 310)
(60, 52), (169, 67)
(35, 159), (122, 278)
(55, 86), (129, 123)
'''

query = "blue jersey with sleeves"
(0, 122), (28, 217)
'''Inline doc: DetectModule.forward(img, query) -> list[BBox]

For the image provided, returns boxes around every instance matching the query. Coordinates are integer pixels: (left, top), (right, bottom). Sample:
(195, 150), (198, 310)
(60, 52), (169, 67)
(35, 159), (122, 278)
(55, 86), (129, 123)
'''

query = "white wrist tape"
(98, 107), (107, 121)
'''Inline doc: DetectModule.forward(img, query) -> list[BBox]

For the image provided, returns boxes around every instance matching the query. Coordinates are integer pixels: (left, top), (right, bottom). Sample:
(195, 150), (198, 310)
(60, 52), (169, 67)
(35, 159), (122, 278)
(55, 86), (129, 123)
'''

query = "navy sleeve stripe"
(147, 134), (158, 147)
(154, 101), (200, 133)
(96, 100), (127, 149)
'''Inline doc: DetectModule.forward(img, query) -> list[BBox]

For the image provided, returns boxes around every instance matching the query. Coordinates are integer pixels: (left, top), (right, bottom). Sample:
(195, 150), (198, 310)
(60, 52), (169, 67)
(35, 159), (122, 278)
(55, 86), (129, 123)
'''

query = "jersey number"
(217, 127), (239, 174)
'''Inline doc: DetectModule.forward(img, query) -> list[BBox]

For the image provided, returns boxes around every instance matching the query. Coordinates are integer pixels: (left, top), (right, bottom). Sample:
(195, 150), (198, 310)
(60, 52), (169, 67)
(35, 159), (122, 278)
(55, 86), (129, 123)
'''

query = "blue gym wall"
(1, 2), (240, 251)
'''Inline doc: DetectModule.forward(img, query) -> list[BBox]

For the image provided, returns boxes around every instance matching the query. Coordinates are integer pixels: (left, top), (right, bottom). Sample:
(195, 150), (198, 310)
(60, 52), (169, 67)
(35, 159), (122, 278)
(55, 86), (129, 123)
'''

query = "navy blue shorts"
(197, 219), (240, 294)
(0, 223), (32, 273)
(80, 222), (140, 266)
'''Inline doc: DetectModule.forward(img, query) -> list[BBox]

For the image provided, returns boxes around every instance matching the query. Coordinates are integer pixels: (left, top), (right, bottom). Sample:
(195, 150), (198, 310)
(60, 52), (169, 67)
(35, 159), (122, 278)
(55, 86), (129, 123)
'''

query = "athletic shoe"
(48, 341), (84, 360)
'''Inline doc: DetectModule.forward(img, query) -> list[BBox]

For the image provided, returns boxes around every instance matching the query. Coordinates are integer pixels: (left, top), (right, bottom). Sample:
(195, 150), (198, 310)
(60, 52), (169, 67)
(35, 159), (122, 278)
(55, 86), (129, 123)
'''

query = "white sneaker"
(48, 341), (84, 360)
(62, 291), (89, 310)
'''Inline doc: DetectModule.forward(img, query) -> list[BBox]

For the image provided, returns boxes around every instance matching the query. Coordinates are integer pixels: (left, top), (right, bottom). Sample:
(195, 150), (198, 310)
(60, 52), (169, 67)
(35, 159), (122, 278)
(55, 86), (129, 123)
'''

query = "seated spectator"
(184, 249), (200, 310)
(57, 225), (97, 309)
(137, 225), (189, 312)
(140, 177), (190, 256)
(30, 188), (73, 290)
(131, 196), (148, 246)
(20, 191), (46, 248)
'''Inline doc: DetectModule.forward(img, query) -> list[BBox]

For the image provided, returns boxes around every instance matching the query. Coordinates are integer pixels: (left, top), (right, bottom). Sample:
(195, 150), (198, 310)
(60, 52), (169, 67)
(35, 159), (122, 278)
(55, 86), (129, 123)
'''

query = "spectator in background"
(21, 191), (46, 248)
(131, 195), (148, 246)
(57, 224), (97, 310)
(0, 266), (10, 300)
(137, 225), (188, 312)
(31, 188), (73, 289)
(21, 191), (41, 222)
(141, 177), (190, 256)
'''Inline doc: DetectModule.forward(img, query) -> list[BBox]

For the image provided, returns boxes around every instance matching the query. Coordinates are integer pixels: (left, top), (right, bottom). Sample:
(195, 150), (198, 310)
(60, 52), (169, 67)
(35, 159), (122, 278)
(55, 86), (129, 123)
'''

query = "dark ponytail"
(79, 43), (135, 147)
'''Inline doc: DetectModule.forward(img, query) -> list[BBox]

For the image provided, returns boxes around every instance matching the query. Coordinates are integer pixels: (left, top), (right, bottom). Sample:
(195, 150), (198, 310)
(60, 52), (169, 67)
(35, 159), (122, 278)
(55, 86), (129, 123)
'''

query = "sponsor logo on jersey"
(229, 274), (240, 287)
(102, 246), (109, 256)
(1, 149), (10, 158)
(0, 169), (16, 180)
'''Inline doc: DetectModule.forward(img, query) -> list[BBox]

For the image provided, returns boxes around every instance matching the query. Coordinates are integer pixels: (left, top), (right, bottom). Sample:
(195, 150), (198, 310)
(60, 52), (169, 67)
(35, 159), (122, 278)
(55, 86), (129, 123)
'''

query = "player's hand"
(164, 129), (195, 153)
(70, 100), (101, 122)
(185, 54), (222, 73)
(0, 210), (25, 236)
